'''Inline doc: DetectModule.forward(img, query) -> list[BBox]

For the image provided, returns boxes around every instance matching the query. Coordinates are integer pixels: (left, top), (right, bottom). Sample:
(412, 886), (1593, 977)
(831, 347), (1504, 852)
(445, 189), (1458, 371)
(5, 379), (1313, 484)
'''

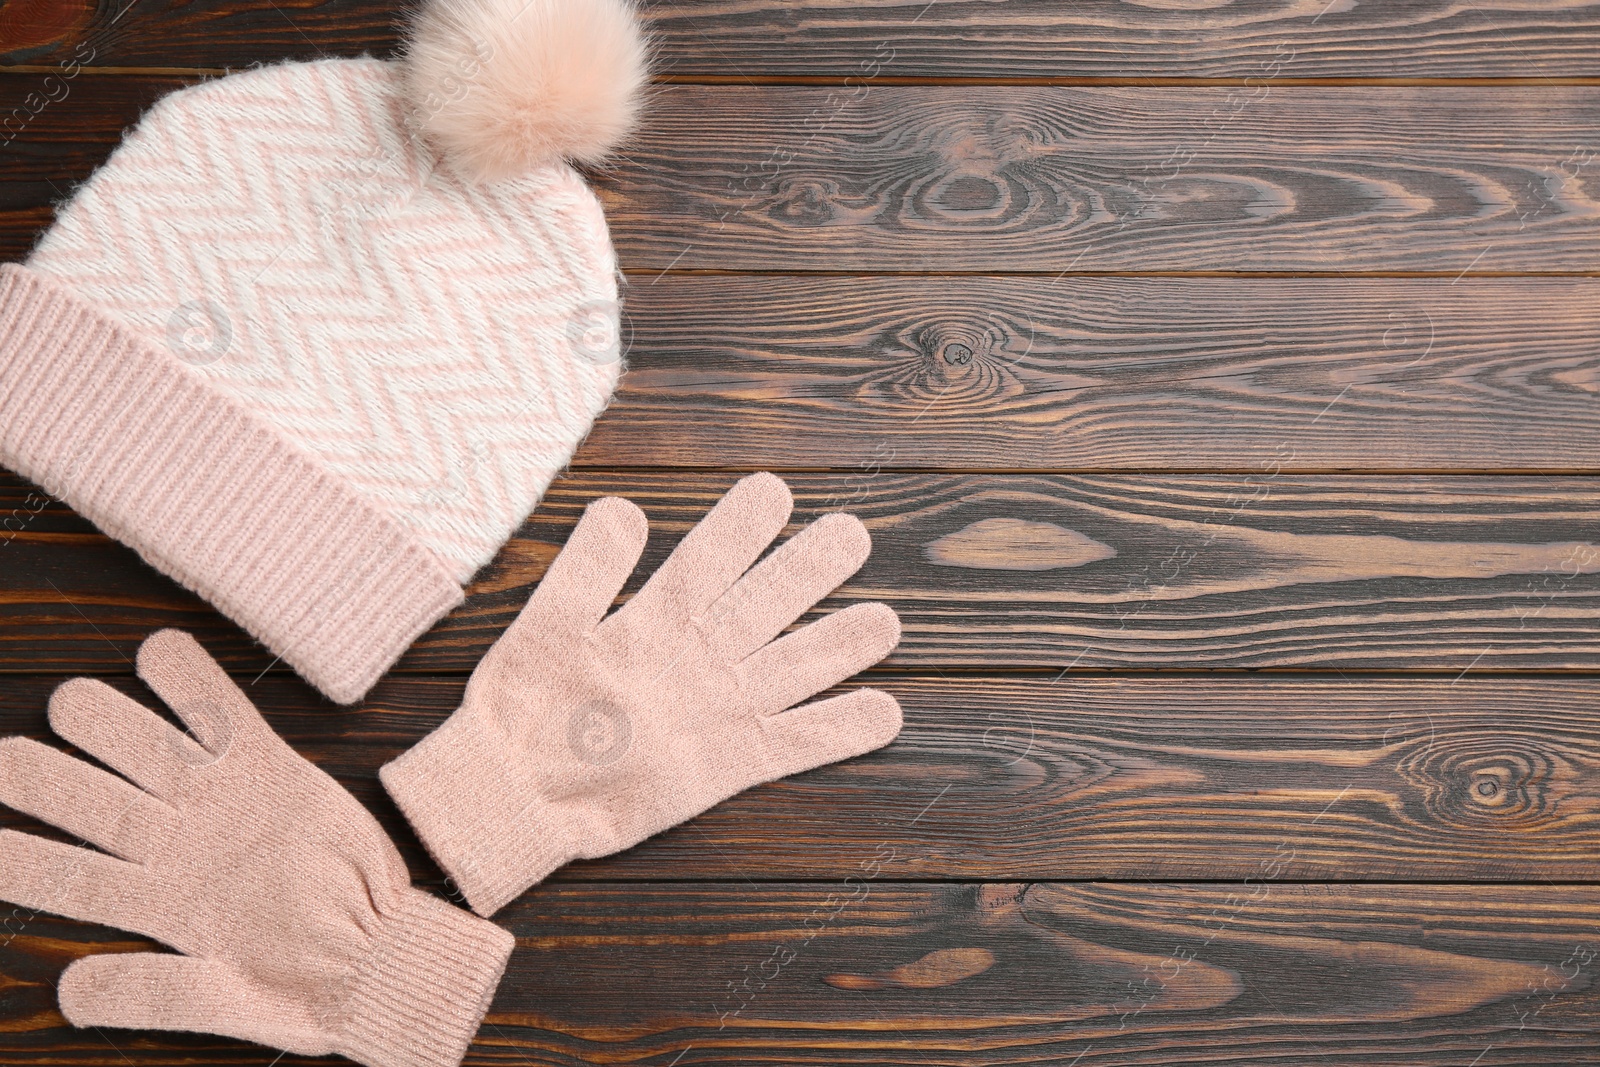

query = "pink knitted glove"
(382, 472), (903, 916)
(0, 630), (513, 1067)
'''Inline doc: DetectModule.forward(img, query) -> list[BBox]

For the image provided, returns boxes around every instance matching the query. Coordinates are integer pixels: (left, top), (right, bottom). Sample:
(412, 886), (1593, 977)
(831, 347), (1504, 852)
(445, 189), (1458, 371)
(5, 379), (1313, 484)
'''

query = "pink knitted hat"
(0, 0), (650, 703)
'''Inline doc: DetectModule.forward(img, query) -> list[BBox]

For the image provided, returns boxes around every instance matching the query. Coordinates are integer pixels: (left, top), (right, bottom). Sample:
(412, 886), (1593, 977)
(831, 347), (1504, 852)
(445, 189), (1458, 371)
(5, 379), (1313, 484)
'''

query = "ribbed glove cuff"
(336, 887), (515, 1067)
(381, 712), (579, 917)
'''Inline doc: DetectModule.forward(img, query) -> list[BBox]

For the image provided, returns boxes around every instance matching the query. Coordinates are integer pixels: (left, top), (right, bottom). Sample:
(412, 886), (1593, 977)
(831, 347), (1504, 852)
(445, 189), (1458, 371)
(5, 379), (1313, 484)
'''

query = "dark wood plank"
(0, 0), (392, 69)
(0, 207), (48, 261)
(594, 275), (1600, 470)
(0, 73), (182, 260)
(5, 670), (1600, 882)
(6, 0), (1600, 80)
(648, 0), (1600, 82)
(4, 267), (1600, 471)
(9, 472), (1600, 673)
(4, 79), (1599, 274)
(6, 883), (1600, 1065)
(602, 86), (1600, 272)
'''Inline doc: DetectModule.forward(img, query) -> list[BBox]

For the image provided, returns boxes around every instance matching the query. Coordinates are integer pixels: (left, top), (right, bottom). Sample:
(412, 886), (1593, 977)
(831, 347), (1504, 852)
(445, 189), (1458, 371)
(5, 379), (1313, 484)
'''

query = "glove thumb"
(60, 953), (328, 1056)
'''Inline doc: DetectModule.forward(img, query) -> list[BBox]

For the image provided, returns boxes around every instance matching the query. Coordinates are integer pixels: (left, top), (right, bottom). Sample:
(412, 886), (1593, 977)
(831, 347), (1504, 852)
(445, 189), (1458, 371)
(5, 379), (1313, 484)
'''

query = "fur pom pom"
(403, 0), (649, 182)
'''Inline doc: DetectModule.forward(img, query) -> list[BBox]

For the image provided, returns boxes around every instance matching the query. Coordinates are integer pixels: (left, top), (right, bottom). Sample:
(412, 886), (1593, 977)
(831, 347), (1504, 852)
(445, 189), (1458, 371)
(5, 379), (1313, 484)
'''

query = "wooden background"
(3, 0), (1600, 1063)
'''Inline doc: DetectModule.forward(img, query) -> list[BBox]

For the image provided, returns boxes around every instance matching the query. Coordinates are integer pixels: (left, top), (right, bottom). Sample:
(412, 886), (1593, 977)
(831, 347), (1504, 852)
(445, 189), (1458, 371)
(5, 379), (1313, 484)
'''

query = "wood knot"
(938, 175), (1005, 212)
(769, 177), (842, 226)
(1395, 734), (1561, 830)
(859, 318), (1034, 412)
(919, 324), (989, 370)
(912, 154), (1022, 226)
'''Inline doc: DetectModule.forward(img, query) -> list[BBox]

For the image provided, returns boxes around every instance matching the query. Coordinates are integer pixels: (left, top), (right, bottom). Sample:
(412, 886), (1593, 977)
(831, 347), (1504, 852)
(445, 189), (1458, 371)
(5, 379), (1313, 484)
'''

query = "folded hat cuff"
(0, 264), (464, 703)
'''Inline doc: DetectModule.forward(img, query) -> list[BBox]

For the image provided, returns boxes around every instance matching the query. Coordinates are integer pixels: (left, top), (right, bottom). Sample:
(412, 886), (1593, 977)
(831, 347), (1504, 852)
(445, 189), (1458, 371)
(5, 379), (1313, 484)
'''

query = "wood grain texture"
(4, 883), (1600, 1065)
(645, 0), (1600, 82)
(9, 472), (1600, 674)
(0, 73), (181, 260)
(5, 0), (1600, 80)
(4, 78), (1599, 274)
(1, 0), (1597, 1060)
(2, 265), (1596, 471)
(5, 670), (1600, 882)
(593, 275), (1600, 470)
(600, 85), (1600, 272)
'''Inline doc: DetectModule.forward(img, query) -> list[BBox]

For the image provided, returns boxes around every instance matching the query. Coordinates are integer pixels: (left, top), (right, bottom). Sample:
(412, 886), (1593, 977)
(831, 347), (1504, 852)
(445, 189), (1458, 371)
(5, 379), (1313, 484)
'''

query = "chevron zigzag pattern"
(29, 57), (623, 584)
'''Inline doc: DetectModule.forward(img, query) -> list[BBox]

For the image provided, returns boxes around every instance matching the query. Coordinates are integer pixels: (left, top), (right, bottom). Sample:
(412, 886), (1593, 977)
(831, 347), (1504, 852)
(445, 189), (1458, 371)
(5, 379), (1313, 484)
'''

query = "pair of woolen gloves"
(0, 473), (903, 1067)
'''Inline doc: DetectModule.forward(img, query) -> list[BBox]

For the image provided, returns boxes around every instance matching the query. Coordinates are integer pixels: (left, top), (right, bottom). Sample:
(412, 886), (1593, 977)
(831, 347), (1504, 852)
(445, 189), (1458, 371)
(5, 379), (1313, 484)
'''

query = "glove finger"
(49, 679), (199, 802)
(0, 829), (156, 939)
(135, 630), (267, 757)
(502, 495), (648, 649)
(753, 688), (903, 782)
(61, 954), (327, 1055)
(0, 738), (174, 862)
(135, 631), (410, 903)
(705, 511), (872, 662)
(736, 602), (901, 712)
(622, 472), (793, 630)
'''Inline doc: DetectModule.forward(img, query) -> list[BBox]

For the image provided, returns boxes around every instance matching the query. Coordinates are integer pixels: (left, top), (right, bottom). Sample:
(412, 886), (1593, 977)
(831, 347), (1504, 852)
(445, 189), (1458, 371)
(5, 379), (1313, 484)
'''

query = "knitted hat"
(0, 0), (650, 703)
